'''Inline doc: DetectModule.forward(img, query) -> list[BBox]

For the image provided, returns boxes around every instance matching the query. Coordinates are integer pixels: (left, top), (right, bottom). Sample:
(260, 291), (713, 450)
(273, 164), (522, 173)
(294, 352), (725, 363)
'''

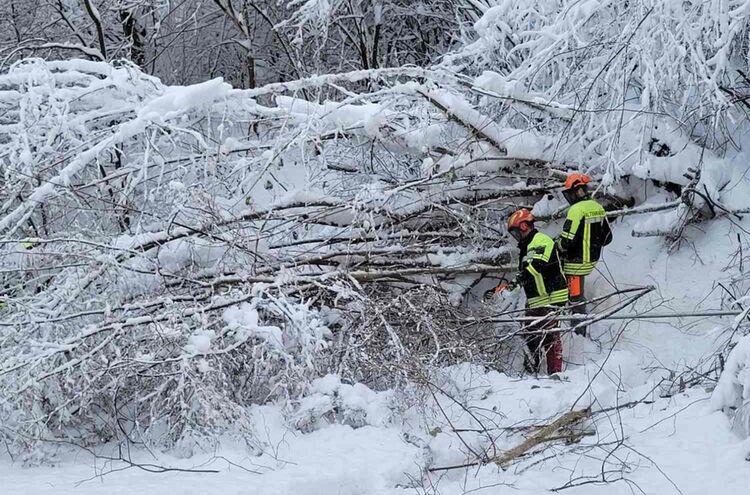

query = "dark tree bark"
(120, 9), (146, 67)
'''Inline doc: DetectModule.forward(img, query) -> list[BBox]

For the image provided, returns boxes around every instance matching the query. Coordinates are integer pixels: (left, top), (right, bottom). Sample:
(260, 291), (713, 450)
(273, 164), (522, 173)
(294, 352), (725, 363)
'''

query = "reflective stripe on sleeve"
(527, 264), (547, 299)
(549, 289), (569, 305)
(527, 295), (550, 308)
(563, 262), (596, 276)
(527, 289), (569, 308)
(583, 222), (591, 264)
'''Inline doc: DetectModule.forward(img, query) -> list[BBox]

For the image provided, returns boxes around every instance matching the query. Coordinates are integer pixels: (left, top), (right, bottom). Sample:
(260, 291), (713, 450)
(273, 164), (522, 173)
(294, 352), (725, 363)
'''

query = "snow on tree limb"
(1, 0), (749, 453)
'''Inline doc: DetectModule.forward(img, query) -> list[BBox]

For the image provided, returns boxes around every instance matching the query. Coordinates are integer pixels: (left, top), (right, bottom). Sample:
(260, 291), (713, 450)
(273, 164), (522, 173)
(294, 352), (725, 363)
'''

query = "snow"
(421, 88), (556, 162)
(427, 246), (511, 267)
(223, 302), (284, 350)
(0, 423), (422, 495)
(583, 212), (735, 370)
(4, 369), (749, 495)
(531, 193), (566, 217)
(3, 143), (746, 495)
(633, 205), (684, 234)
(129, 78), (231, 127)
(185, 329), (215, 354)
(0, 63), (231, 236)
(219, 137), (247, 153)
(275, 95), (390, 138)
(712, 334), (750, 437)
(9, 206), (750, 494)
(271, 189), (338, 208)
(473, 70), (575, 119)
(294, 375), (395, 431)
(4, 3), (750, 493)
(156, 238), (227, 271)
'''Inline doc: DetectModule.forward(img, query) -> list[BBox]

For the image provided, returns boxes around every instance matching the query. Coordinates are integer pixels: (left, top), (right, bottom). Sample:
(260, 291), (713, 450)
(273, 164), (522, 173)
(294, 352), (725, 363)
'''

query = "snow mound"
(223, 302), (284, 350)
(712, 335), (750, 437)
(293, 374), (395, 431)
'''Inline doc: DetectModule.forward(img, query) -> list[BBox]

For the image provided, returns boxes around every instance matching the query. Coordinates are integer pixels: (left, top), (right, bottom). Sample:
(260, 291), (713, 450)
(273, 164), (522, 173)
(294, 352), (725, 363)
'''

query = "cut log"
(491, 408), (592, 467)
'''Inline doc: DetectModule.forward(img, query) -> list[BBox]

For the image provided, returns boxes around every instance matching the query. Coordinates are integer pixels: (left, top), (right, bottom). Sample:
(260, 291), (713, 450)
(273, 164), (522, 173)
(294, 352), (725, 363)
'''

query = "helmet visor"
(562, 188), (577, 205)
(509, 227), (523, 242)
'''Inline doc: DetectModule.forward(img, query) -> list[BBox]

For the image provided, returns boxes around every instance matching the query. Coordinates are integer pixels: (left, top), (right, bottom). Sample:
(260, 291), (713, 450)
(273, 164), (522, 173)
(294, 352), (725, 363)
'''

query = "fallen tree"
(2, 0), (750, 454)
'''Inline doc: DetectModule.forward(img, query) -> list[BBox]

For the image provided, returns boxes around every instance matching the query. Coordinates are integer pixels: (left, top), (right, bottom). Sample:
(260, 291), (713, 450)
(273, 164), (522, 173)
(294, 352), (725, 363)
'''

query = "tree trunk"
(120, 9), (145, 67)
(81, 0), (107, 59)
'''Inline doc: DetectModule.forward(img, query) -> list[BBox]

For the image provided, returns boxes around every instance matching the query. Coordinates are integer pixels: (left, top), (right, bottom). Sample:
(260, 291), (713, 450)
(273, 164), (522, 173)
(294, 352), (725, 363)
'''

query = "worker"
(557, 173), (612, 335)
(493, 208), (569, 374)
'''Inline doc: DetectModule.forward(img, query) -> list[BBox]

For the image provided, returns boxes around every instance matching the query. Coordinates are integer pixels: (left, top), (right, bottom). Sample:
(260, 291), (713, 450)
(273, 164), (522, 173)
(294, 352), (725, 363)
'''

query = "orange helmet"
(563, 173), (591, 191)
(507, 208), (535, 231)
(563, 173), (591, 204)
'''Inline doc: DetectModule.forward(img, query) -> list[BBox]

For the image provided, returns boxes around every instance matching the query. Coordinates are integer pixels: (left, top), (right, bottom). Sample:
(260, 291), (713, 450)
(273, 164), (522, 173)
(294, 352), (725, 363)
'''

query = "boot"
(523, 352), (540, 374)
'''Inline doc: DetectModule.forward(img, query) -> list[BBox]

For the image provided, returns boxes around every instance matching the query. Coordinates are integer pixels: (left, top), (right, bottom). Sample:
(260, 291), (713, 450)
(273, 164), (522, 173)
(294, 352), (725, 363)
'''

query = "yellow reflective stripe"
(527, 295), (550, 308)
(578, 200), (605, 216)
(525, 251), (548, 264)
(563, 262), (595, 275)
(529, 252), (548, 262)
(560, 231), (574, 239)
(564, 204), (584, 237)
(528, 232), (555, 263)
(527, 233), (553, 262)
(583, 222), (591, 264)
(527, 264), (547, 298)
(563, 222), (579, 238)
(542, 239), (554, 261)
(564, 262), (595, 268)
(528, 290), (569, 308)
(526, 249), (547, 261)
(549, 289), (569, 304)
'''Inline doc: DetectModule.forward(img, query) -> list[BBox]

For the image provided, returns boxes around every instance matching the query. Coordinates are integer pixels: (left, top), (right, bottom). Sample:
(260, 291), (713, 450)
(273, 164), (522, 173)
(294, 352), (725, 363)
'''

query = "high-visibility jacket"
(518, 230), (569, 308)
(558, 199), (612, 276)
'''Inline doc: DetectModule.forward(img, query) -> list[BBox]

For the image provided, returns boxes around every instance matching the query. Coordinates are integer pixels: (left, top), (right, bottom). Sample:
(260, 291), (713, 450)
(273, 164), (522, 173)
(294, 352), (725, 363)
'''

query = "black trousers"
(523, 306), (562, 374)
(567, 275), (587, 336)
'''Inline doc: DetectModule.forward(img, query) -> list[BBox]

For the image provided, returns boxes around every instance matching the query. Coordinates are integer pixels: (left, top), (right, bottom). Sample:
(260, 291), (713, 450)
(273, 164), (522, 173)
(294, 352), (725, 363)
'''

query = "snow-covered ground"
(4, 1), (750, 492)
(2, 372), (746, 495)
(4, 188), (750, 493)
